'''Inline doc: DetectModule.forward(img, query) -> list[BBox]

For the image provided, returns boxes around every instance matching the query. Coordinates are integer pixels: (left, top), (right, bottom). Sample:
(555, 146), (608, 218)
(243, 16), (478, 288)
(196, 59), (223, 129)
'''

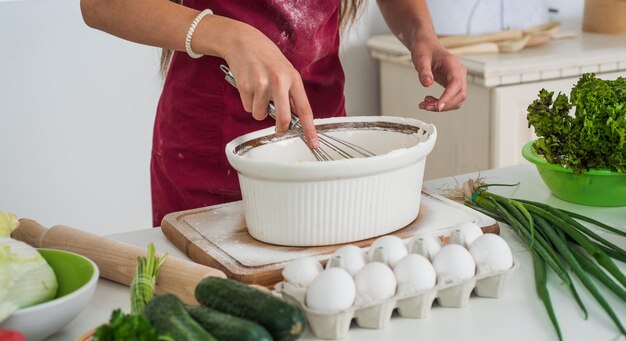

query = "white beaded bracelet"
(185, 9), (213, 59)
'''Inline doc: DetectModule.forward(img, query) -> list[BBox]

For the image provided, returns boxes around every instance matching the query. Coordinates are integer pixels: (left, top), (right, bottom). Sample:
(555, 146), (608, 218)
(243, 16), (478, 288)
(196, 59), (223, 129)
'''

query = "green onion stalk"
(131, 243), (168, 315)
(445, 178), (626, 340)
(94, 243), (171, 341)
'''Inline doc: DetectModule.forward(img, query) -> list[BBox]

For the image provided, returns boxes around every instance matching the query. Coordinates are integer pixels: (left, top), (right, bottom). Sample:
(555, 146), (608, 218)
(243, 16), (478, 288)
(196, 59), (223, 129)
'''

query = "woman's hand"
(413, 36), (467, 112)
(376, 0), (467, 112)
(221, 23), (319, 148)
(411, 38), (467, 111)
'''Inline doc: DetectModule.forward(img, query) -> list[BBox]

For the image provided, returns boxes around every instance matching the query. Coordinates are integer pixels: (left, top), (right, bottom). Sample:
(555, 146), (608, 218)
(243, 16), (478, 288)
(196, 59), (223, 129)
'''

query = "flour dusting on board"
(179, 193), (494, 268)
(183, 204), (322, 266)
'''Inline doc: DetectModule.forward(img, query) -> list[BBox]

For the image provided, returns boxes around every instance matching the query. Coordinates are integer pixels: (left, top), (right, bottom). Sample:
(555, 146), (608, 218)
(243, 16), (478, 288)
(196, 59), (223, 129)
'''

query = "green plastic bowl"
(0, 248), (99, 341)
(522, 141), (626, 207)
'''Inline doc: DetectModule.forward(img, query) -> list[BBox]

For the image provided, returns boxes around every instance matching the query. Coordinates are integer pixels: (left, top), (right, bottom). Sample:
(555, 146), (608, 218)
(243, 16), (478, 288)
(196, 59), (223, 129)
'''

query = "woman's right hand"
(217, 21), (320, 149)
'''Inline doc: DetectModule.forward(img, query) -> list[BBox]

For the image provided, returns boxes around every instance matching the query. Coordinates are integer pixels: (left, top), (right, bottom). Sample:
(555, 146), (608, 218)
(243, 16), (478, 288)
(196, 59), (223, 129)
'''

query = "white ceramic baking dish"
(225, 116), (437, 246)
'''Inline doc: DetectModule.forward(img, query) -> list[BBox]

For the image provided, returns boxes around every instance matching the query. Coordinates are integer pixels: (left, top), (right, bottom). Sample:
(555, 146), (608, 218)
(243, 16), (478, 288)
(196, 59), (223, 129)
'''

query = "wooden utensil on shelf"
(446, 42), (500, 55)
(12, 219), (226, 304)
(441, 21), (573, 55)
(439, 30), (523, 49)
(446, 36), (531, 55)
(523, 21), (561, 35)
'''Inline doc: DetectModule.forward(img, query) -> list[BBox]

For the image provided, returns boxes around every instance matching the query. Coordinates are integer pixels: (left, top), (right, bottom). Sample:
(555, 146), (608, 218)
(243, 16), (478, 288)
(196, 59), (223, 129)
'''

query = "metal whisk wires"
(220, 65), (376, 161)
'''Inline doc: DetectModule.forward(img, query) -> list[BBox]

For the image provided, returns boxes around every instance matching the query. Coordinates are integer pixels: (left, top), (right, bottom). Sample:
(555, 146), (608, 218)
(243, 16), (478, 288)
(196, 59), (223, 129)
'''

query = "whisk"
(220, 65), (376, 161)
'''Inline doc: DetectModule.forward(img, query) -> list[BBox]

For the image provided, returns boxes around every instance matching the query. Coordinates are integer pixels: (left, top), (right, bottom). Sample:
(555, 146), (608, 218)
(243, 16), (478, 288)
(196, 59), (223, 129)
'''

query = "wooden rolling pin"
(12, 219), (226, 304)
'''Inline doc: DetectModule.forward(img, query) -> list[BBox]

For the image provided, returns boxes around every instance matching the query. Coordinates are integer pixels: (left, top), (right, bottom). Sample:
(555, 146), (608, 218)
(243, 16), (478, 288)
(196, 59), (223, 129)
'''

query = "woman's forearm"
(376, 0), (438, 49)
(80, 0), (246, 59)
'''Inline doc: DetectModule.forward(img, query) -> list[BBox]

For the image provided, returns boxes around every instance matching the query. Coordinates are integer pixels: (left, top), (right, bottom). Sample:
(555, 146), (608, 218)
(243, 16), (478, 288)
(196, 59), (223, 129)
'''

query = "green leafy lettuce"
(527, 73), (626, 174)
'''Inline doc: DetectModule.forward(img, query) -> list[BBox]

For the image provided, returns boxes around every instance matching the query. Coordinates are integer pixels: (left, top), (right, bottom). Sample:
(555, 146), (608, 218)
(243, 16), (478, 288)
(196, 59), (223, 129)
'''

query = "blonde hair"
(160, 0), (365, 74)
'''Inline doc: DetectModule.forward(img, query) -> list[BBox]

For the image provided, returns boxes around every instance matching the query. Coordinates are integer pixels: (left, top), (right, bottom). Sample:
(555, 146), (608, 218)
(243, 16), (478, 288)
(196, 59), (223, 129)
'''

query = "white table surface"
(47, 164), (626, 341)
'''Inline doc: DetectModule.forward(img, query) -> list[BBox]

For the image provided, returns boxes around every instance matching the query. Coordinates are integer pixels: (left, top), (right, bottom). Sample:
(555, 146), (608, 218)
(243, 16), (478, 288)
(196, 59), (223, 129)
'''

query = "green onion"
(529, 205), (626, 288)
(486, 198), (571, 285)
(487, 198), (589, 319)
(594, 242), (626, 263)
(455, 180), (626, 338)
(531, 213), (626, 335)
(515, 199), (626, 238)
(570, 245), (626, 303)
(130, 243), (168, 315)
(532, 251), (562, 341)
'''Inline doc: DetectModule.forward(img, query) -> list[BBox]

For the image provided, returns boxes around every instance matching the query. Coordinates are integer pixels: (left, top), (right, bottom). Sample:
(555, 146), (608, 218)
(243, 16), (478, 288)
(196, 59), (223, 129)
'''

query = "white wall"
(0, 0), (584, 235)
(547, 0), (584, 29)
(0, 0), (161, 235)
(341, 1), (389, 116)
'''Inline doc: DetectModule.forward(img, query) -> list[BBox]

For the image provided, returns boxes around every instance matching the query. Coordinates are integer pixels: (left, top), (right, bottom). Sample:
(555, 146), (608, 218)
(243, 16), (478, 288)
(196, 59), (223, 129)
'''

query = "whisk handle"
(267, 101), (300, 129)
(220, 65), (300, 129)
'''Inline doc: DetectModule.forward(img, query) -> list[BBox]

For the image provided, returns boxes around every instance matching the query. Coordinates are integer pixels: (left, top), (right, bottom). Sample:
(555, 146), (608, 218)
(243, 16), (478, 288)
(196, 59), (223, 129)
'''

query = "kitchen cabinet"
(367, 33), (626, 180)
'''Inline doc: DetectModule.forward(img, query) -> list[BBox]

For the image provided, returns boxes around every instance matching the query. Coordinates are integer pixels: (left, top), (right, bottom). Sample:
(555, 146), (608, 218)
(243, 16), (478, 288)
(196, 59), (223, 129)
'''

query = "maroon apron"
(150, 0), (346, 226)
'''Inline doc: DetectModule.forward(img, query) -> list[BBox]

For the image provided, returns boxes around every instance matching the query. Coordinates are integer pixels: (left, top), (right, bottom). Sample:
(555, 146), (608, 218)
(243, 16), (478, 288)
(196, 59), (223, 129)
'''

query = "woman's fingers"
(226, 41), (318, 146)
(442, 87), (467, 111)
(414, 53), (434, 87)
(435, 79), (461, 112)
(271, 79), (291, 135)
(251, 87), (270, 121)
(436, 56), (467, 111)
(442, 67), (468, 111)
(414, 46), (468, 112)
(419, 84), (466, 112)
(418, 95), (438, 110)
(237, 81), (255, 115)
(290, 79), (319, 149)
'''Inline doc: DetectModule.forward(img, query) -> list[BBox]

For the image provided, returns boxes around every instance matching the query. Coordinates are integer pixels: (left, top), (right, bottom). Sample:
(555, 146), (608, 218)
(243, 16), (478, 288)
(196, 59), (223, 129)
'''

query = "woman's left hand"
(412, 36), (467, 112)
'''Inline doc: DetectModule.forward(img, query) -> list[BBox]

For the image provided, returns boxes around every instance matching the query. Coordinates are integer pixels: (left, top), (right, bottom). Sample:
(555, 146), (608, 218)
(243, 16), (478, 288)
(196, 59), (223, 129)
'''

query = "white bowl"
(225, 116), (437, 246)
(0, 249), (99, 341)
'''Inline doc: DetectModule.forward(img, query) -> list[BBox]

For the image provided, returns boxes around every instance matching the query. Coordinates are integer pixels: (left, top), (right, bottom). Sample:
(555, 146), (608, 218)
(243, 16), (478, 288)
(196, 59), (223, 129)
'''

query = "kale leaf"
(527, 73), (626, 174)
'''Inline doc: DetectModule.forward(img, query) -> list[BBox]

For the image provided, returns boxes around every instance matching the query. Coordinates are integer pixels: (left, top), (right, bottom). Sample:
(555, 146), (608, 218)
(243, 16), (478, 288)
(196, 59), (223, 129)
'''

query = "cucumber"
(144, 294), (217, 341)
(187, 305), (273, 341)
(195, 277), (305, 341)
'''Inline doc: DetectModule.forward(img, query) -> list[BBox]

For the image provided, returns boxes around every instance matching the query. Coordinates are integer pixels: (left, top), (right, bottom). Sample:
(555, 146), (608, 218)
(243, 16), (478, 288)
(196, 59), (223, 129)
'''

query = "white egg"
(354, 262), (397, 301)
(393, 254), (436, 291)
(469, 233), (513, 274)
(432, 244), (476, 284)
(282, 257), (323, 287)
(407, 235), (442, 260)
(368, 235), (408, 267)
(306, 268), (356, 312)
(452, 222), (484, 247)
(326, 245), (366, 276)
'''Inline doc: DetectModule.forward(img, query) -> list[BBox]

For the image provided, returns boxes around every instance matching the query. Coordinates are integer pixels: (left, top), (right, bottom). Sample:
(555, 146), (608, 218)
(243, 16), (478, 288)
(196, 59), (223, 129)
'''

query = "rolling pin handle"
(12, 218), (47, 247)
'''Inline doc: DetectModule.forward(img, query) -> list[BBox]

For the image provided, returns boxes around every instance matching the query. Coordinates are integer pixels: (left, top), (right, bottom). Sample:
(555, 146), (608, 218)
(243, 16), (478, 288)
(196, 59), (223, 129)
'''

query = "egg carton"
(275, 260), (519, 340)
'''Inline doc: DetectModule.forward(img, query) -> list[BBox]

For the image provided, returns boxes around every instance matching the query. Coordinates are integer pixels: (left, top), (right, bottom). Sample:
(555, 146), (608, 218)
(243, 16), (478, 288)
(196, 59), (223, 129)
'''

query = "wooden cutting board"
(161, 191), (498, 287)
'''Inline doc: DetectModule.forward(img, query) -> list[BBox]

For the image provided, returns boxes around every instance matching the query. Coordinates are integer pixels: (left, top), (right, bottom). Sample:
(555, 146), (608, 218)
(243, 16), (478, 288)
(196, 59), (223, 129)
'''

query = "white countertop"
(47, 164), (626, 341)
(367, 33), (626, 87)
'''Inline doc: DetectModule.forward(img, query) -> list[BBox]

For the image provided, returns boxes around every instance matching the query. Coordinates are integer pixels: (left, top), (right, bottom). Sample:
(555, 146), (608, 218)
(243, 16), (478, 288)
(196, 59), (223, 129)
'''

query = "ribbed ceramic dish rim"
(225, 116), (437, 181)
(275, 259), (519, 315)
(10, 248), (99, 315)
(522, 140), (623, 176)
